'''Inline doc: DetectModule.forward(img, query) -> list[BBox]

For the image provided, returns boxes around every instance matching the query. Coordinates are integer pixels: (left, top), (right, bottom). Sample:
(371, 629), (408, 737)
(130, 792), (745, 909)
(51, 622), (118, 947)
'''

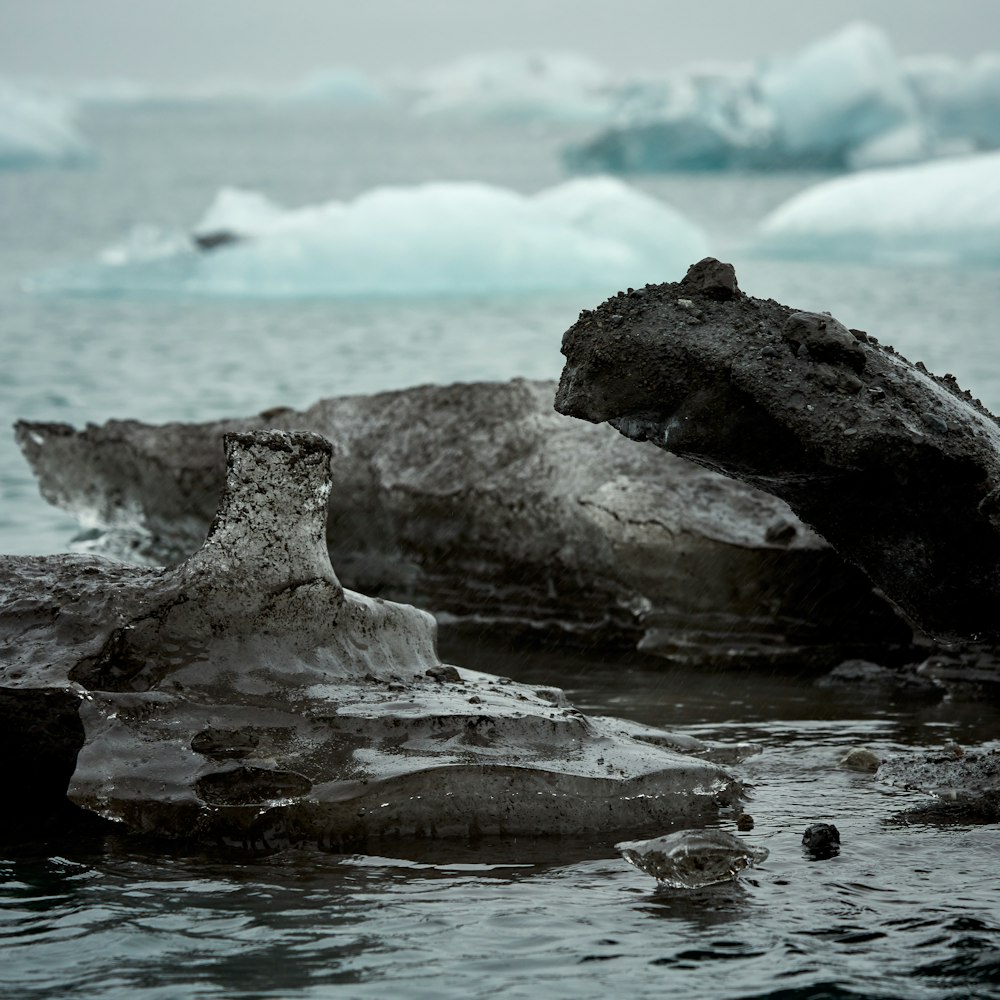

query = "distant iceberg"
(754, 151), (1000, 264)
(412, 51), (615, 122)
(0, 83), (90, 168)
(566, 22), (993, 173)
(35, 178), (708, 298)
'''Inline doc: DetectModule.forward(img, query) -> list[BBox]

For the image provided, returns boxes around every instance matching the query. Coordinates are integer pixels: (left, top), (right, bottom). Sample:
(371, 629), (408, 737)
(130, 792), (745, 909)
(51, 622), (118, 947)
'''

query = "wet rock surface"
(556, 258), (1000, 643)
(877, 748), (1000, 823)
(16, 379), (908, 669)
(0, 430), (744, 847)
(802, 822), (841, 859)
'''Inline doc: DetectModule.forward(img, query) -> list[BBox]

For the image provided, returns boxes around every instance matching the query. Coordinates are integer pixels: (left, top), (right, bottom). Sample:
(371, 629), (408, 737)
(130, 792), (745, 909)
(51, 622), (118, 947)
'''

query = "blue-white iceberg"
(34, 178), (709, 298)
(0, 83), (90, 168)
(754, 151), (1000, 265)
(565, 23), (966, 173)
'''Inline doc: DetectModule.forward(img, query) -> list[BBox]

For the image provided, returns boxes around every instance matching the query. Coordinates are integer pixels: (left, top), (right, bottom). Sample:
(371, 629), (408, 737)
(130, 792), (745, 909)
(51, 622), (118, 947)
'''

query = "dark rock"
(877, 748), (1000, 823)
(555, 260), (1000, 643)
(192, 229), (242, 252)
(802, 822), (840, 859)
(783, 311), (866, 373)
(816, 658), (941, 699)
(15, 379), (908, 670)
(681, 257), (740, 301)
(1, 430), (743, 847)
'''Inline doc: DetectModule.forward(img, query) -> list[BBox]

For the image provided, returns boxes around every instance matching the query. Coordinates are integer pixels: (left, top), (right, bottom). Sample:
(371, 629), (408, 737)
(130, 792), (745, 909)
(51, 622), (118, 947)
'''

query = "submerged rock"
(16, 379), (908, 669)
(616, 829), (769, 888)
(0, 430), (744, 847)
(556, 258), (1000, 643)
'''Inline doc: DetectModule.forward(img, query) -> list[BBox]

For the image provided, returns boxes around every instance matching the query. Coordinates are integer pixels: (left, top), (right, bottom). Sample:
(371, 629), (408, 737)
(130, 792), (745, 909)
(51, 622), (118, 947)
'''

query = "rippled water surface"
(4, 653), (1000, 1000)
(1, 105), (999, 998)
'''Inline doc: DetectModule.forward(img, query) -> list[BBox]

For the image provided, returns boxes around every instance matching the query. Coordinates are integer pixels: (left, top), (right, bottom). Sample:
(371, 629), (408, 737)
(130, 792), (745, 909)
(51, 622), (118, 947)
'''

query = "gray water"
(1, 104), (999, 999)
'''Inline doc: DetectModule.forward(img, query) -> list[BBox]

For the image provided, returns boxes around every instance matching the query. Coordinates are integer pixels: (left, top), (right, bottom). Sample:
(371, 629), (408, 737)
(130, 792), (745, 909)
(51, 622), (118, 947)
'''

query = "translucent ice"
(565, 23), (933, 172)
(0, 83), (89, 168)
(755, 151), (1000, 264)
(616, 829), (769, 888)
(38, 178), (709, 298)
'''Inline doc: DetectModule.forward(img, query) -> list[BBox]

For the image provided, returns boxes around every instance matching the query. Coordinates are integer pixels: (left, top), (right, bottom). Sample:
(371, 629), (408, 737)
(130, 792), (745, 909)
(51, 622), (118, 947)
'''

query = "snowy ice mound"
(36, 178), (709, 298)
(0, 84), (90, 168)
(755, 151), (1000, 265)
(412, 51), (614, 122)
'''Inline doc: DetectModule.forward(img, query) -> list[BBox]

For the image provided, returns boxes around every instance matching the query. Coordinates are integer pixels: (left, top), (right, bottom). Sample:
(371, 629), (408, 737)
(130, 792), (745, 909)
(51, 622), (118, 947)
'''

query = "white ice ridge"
(411, 50), (615, 122)
(40, 178), (709, 298)
(0, 83), (90, 168)
(754, 150), (1000, 265)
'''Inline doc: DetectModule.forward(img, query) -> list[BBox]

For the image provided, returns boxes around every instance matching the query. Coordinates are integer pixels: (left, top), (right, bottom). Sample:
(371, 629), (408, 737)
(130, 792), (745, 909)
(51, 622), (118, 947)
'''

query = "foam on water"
(33, 177), (709, 298)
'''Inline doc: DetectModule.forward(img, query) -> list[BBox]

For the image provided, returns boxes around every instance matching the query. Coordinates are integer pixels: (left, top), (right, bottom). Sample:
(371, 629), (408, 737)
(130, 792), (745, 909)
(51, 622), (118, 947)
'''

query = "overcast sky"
(1, 0), (997, 84)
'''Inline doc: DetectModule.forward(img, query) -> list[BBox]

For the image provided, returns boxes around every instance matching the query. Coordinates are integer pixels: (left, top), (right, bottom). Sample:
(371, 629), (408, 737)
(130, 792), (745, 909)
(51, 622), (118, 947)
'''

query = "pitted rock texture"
(556, 258), (1000, 642)
(1, 430), (743, 848)
(877, 748), (1000, 822)
(16, 379), (908, 669)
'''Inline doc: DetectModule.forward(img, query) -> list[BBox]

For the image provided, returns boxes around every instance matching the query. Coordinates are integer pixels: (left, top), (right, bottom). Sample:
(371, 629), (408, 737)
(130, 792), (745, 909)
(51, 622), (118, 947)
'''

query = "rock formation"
(1, 429), (744, 848)
(15, 379), (908, 668)
(556, 259), (1000, 643)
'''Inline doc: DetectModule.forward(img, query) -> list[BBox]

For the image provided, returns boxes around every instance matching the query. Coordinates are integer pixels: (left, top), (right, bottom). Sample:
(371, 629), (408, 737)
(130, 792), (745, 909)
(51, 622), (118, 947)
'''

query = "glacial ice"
(0, 84), (90, 168)
(37, 178), (709, 298)
(755, 151), (1000, 265)
(565, 23), (1000, 173)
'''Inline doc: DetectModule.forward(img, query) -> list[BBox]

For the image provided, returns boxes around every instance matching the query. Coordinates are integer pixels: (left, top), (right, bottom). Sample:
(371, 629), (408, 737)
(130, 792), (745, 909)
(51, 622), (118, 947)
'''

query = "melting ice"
(33, 178), (709, 298)
(617, 829), (769, 889)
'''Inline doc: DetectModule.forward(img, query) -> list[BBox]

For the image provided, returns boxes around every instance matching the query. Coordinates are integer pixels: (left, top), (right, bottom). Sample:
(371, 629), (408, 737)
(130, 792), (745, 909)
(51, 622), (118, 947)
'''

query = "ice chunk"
(0, 83), (90, 168)
(755, 151), (1000, 265)
(617, 829), (768, 888)
(412, 50), (614, 122)
(36, 178), (709, 298)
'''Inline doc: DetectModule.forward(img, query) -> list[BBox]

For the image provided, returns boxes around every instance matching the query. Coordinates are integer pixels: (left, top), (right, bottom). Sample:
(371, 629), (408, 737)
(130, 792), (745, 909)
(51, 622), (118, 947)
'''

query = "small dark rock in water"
(736, 814), (755, 831)
(802, 822), (841, 858)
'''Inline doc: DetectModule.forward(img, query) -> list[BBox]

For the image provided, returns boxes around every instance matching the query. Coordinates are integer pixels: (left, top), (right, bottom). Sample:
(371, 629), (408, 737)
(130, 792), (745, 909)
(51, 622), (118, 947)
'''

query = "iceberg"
(565, 23), (925, 172)
(755, 151), (1000, 264)
(412, 51), (614, 122)
(35, 178), (709, 298)
(0, 83), (90, 168)
(757, 21), (916, 164)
